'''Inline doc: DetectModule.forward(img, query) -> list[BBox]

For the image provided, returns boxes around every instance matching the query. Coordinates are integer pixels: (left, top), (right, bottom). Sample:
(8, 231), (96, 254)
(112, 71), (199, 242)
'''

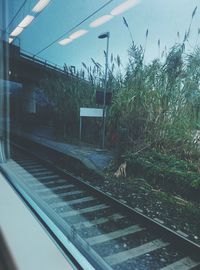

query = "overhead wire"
(6, 0), (29, 31)
(34, 0), (115, 57)
(7, 0), (53, 45)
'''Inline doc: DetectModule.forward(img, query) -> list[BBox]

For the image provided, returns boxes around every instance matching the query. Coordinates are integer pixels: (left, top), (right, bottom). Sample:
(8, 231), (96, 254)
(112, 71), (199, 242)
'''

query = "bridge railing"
(1, 27), (90, 84)
(20, 49), (90, 84)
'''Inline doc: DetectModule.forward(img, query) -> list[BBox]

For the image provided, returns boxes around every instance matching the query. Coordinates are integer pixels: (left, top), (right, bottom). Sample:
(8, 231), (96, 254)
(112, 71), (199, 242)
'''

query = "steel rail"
(11, 140), (200, 259)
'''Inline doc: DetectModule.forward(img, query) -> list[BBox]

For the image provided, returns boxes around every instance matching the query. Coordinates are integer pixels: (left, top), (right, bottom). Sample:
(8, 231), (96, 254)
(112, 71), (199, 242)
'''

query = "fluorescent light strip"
(32, 0), (50, 13)
(58, 0), (140, 47)
(18, 15), (34, 28)
(110, 0), (139, 16)
(58, 29), (88, 46)
(58, 38), (72, 45)
(69, 29), (88, 40)
(89, 15), (113, 28)
(10, 26), (24, 37)
(9, 37), (14, 44)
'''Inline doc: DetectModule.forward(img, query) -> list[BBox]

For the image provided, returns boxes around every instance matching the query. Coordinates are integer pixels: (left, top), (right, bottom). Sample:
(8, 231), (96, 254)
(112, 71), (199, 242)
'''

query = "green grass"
(124, 149), (200, 201)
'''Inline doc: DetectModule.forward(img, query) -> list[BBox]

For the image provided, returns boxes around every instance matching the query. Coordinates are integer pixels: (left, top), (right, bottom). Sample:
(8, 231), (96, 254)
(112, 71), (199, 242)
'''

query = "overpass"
(1, 41), (85, 85)
(1, 41), (89, 114)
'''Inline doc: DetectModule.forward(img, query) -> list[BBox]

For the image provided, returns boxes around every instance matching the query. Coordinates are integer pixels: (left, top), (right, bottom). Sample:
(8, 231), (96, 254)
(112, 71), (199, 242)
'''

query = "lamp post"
(98, 31), (110, 149)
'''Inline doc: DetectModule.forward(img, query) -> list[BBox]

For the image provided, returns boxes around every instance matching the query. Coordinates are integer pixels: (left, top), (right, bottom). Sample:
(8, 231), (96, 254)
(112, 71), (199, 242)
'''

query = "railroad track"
(5, 145), (200, 270)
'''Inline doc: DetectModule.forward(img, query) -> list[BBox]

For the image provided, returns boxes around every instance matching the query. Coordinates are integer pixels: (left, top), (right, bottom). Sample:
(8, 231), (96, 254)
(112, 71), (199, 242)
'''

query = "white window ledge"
(0, 172), (75, 270)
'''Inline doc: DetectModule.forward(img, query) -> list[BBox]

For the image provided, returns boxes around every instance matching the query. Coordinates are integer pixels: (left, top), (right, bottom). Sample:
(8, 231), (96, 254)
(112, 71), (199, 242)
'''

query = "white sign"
(80, 107), (105, 118)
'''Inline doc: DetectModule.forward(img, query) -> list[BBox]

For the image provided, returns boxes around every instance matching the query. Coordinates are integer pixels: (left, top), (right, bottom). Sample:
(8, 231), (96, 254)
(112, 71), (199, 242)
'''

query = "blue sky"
(4, 0), (200, 71)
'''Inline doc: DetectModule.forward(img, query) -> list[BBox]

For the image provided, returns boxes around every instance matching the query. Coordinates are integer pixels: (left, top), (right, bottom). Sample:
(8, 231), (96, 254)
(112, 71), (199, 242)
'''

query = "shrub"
(124, 150), (200, 201)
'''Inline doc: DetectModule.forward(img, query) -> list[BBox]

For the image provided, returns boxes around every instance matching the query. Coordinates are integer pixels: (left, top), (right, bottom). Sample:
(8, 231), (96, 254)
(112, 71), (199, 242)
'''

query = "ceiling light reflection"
(18, 15), (34, 28)
(10, 26), (23, 37)
(69, 29), (88, 40)
(32, 0), (50, 13)
(9, 37), (14, 44)
(58, 38), (72, 45)
(111, 0), (139, 16)
(90, 15), (113, 28)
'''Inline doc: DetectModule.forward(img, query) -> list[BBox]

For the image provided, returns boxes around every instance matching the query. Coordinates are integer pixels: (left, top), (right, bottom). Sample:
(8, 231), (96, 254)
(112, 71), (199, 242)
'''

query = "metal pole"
(79, 116), (82, 142)
(102, 33), (109, 149)
(0, 0), (10, 161)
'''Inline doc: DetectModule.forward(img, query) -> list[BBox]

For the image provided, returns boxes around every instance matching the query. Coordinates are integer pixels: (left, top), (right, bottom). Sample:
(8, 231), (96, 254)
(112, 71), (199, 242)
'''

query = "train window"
(1, 0), (200, 269)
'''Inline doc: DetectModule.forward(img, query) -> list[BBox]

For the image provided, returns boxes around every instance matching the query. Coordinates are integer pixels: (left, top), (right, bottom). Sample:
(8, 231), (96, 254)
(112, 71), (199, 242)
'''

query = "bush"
(125, 150), (200, 201)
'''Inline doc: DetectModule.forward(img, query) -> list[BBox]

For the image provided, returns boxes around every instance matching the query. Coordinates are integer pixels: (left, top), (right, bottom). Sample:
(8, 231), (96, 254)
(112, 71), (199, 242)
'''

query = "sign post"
(79, 108), (105, 142)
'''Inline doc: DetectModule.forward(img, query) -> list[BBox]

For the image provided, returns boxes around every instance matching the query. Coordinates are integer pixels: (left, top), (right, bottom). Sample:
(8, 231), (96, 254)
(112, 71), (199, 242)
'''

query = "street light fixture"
(98, 31), (110, 149)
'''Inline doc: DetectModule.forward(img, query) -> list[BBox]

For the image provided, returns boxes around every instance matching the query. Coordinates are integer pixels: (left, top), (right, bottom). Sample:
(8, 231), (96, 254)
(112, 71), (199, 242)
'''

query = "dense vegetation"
(125, 150), (200, 201)
(39, 8), (200, 199)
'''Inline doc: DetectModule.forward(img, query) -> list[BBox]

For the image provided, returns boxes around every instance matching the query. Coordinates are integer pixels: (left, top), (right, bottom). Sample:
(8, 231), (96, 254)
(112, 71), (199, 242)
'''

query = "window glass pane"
(1, 1), (200, 269)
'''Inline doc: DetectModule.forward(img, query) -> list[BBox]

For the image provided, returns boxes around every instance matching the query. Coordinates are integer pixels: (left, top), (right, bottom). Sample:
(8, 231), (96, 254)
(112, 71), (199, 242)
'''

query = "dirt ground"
(84, 167), (200, 246)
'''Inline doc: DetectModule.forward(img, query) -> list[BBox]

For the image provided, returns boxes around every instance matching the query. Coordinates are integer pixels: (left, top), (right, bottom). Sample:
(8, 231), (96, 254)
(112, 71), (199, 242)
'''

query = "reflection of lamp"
(9, 38), (14, 44)
(58, 30), (88, 46)
(18, 15), (34, 28)
(32, 0), (51, 13)
(69, 29), (88, 40)
(111, 0), (139, 16)
(58, 38), (72, 45)
(98, 32), (110, 149)
(90, 15), (113, 28)
(10, 26), (23, 37)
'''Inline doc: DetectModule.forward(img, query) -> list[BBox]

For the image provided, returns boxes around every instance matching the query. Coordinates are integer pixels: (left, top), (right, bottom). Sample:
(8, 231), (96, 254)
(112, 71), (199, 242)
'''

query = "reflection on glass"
(1, 1), (200, 269)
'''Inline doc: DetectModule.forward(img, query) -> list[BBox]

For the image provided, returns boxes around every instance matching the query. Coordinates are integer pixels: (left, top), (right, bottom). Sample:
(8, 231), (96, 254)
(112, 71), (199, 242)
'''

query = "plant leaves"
(146, 29), (149, 38)
(117, 54), (121, 67)
(192, 6), (197, 18)
(111, 53), (113, 63)
(82, 62), (87, 69)
(123, 16), (129, 28)
(183, 32), (187, 42)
